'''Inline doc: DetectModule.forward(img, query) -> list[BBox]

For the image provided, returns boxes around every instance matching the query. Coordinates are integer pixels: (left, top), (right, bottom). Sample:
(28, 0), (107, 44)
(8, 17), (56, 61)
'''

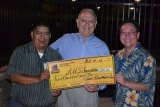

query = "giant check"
(47, 55), (115, 90)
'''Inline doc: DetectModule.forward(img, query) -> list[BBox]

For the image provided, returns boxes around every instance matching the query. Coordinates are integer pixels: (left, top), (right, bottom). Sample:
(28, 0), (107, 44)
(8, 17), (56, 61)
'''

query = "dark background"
(0, 0), (160, 61)
(0, 0), (160, 106)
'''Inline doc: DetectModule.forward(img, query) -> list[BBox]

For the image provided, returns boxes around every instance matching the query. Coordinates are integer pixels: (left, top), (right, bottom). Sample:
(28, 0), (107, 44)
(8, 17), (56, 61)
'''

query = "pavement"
(99, 97), (114, 107)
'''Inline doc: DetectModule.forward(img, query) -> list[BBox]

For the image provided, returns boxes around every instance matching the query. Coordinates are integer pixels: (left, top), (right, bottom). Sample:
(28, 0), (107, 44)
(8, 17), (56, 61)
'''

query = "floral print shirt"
(115, 43), (156, 107)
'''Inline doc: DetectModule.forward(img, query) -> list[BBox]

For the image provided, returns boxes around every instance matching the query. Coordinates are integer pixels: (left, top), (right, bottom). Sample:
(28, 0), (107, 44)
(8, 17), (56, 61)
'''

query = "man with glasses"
(115, 19), (156, 107)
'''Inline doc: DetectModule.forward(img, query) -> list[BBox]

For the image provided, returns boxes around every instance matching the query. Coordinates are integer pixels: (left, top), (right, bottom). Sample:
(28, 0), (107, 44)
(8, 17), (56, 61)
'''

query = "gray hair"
(77, 8), (97, 21)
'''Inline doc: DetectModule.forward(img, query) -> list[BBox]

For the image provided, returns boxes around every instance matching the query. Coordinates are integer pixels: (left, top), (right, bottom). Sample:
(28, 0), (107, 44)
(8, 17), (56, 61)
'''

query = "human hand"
(115, 73), (127, 86)
(0, 65), (8, 72)
(39, 70), (50, 81)
(84, 84), (98, 92)
(51, 89), (61, 96)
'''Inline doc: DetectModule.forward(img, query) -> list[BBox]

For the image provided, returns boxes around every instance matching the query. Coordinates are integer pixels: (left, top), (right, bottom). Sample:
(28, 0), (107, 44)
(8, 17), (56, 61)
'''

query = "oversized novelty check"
(47, 55), (115, 90)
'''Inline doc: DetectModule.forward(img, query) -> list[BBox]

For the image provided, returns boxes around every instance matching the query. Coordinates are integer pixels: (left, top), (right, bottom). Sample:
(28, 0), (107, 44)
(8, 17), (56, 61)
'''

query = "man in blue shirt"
(50, 8), (110, 107)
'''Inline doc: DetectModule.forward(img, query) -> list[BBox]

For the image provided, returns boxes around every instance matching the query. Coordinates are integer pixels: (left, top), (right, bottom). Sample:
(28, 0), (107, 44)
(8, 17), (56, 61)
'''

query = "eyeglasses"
(120, 31), (137, 36)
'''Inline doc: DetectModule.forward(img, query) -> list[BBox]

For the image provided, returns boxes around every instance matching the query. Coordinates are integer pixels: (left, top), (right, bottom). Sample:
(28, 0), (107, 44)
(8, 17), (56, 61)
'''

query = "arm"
(115, 54), (156, 92)
(115, 73), (149, 92)
(11, 70), (50, 85)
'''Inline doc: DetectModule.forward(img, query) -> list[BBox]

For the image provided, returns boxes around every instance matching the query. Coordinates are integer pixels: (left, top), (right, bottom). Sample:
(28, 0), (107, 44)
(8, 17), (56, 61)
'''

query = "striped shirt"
(7, 42), (61, 107)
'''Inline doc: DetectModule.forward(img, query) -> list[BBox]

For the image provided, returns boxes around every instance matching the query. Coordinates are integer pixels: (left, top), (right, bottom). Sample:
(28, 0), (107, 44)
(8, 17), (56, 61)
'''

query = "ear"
(49, 33), (51, 38)
(95, 21), (97, 27)
(76, 18), (79, 28)
(137, 32), (140, 40)
(31, 31), (34, 39)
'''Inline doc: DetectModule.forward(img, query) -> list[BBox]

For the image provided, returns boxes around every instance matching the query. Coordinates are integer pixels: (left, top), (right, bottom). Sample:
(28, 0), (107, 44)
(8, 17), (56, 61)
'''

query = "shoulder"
(50, 33), (79, 47)
(138, 48), (154, 61)
(134, 43), (154, 59)
(91, 36), (109, 51)
(115, 48), (124, 60)
(61, 33), (79, 40)
(134, 47), (156, 68)
(93, 36), (106, 44)
(53, 33), (78, 43)
(141, 50), (155, 66)
(47, 47), (62, 58)
(47, 46), (59, 54)
(9, 43), (32, 60)
(12, 42), (31, 54)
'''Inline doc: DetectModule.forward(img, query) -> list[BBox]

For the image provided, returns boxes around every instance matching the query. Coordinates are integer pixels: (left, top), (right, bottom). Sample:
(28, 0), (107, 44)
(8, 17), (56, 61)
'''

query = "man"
(115, 20), (156, 107)
(7, 19), (61, 107)
(50, 8), (110, 107)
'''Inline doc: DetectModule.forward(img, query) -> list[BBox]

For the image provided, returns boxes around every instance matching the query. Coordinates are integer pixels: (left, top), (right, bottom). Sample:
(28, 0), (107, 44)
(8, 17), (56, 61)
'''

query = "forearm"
(124, 80), (149, 92)
(11, 73), (41, 85)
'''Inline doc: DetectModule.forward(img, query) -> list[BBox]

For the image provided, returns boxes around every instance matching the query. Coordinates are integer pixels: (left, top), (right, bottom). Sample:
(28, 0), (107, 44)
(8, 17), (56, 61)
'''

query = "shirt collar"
(78, 33), (95, 43)
(124, 42), (142, 58)
(28, 42), (48, 54)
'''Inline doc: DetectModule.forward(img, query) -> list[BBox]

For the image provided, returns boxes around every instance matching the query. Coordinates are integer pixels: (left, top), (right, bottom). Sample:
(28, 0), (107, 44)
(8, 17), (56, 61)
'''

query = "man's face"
(76, 12), (97, 39)
(31, 26), (51, 52)
(120, 23), (139, 48)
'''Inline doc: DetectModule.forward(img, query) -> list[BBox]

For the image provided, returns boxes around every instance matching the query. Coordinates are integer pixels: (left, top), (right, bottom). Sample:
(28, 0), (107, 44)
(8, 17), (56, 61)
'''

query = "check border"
(47, 55), (115, 90)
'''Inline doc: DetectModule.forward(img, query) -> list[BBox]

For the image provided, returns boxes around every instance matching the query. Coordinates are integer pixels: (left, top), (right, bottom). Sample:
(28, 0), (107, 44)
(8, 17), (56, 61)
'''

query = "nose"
(85, 21), (89, 25)
(39, 33), (46, 38)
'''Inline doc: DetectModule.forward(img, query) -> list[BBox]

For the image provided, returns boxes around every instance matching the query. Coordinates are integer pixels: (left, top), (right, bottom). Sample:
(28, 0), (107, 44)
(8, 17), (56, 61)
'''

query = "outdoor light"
(130, 7), (135, 10)
(135, 0), (141, 3)
(97, 6), (101, 10)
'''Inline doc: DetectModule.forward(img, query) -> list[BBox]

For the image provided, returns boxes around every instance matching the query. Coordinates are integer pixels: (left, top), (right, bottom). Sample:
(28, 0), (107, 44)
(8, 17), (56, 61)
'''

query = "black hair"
(119, 19), (140, 32)
(32, 18), (51, 32)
